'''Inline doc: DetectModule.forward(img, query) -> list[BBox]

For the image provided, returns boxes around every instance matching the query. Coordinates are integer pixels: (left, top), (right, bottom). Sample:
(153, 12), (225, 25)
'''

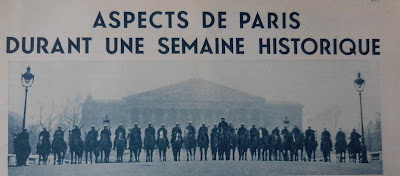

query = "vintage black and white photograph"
(7, 60), (382, 175)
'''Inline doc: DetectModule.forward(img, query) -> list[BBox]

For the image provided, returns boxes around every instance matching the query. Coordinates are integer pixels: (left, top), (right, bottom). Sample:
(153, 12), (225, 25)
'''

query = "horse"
(335, 138), (347, 162)
(348, 137), (361, 163)
(210, 133), (219, 160)
(84, 132), (99, 164)
(14, 134), (31, 166)
(128, 132), (142, 162)
(250, 133), (260, 161)
(269, 133), (281, 161)
(280, 133), (293, 161)
(144, 131), (156, 162)
(115, 132), (126, 163)
(183, 129), (197, 161)
(258, 130), (269, 161)
(37, 136), (51, 165)
(99, 133), (112, 163)
(230, 132), (238, 161)
(321, 137), (332, 162)
(305, 132), (318, 162)
(51, 137), (67, 165)
(171, 132), (183, 161)
(218, 128), (230, 160)
(291, 132), (305, 162)
(198, 132), (209, 161)
(68, 131), (84, 164)
(238, 130), (250, 161)
(157, 130), (169, 162)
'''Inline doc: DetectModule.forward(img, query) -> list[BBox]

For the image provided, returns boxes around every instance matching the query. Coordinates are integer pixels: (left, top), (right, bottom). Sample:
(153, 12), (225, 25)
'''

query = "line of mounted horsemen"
(27, 117), (363, 165)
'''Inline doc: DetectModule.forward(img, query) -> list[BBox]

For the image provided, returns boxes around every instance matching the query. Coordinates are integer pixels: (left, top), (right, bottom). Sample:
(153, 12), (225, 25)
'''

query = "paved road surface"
(9, 160), (382, 176)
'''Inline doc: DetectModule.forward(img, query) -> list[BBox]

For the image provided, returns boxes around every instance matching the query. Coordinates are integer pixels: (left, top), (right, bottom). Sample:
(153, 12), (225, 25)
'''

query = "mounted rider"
(249, 124), (259, 144)
(281, 125), (290, 136)
(305, 126), (314, 139)
(321, 128), (331, 140)
(211, 123), (218, 138)
(113, 124), (126, 150)
(335, 128), (346, 141)
(19, 128), (30, 141)
(100, 125), (111, 139)
(39, 127), (50, 143)
(157, 124), (169, 142)
(272, 125), (280, 136)
(186, 121), (196, 136)
(131, 123), (141, 137)
(321, 128), (332, 150)
(145, 122), (156, 138)
(71, 125), (81, 138)
(87, 125), (98, 140)
(198, 122), (209, 145)
(218, 117), (229, 134)
(237, 123), (246, 137)
(228, 122), (235, 135)
(350, 129), (361, 141)
(260, 126), (268, 138)
(171, 123), (182, 143)
(53, 126), (65, 141)
(292, 124), (301, 137)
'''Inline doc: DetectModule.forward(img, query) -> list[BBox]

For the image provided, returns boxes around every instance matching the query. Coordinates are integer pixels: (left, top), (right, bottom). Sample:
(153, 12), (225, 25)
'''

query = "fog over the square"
(9, 60), (380, 133)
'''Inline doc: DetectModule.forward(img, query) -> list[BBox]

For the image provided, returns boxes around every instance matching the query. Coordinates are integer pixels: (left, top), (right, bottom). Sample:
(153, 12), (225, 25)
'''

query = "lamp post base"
(360, 145), (369, 163)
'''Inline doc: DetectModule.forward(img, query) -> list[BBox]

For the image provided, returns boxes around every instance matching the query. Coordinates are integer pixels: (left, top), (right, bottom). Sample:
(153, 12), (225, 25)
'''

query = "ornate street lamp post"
(354, 72), (368, 163)
(21, 66), (35, 130)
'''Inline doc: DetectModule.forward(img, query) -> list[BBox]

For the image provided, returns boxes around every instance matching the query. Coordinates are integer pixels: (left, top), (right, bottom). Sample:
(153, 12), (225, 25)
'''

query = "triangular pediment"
(124, 78), (265, 103)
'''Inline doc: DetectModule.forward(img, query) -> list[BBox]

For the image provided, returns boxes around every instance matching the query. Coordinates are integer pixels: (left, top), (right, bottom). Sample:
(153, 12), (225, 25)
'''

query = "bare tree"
(58, 96), (84, 130)
(39, 101), (58, 132)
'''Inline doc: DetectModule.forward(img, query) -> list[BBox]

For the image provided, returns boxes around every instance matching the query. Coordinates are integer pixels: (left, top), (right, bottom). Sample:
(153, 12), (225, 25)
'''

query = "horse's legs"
(200, 148), (203, 161)
(151, 150), (153, 162)
(205, 147), (208, 161)
(90, 152), (93, 164)
(313, 150), (316, 162)
(194, 148), (196, 161)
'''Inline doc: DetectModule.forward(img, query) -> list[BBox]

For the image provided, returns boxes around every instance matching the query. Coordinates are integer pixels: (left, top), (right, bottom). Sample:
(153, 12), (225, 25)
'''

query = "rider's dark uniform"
(39, 130), (50, 142)
(101, 128), (111, 138)
(237, 126), (246, 137)
(186, 125), (196, 136)
(321, 130), (332, 149)
(131, 126), (141, 136)
(272, 128), (280, 136)
(249, 126), (259, 143)
(53, 129), (65, 141)
(218, 121), (229, 133)
(88, 129), (99, 140)
(171, 126), (181, 142)
(336, 131), (346, 141)
(261, 128), (268, 138)
(281, 128), (290, 136)
(198, 126), (209, 145)
(292, 127), (301, 137)
(305, 129), (314, 139)
(71, 127), (81, 139)
(114, 126), (126, 149)
(19, 130), (30, 141)
(145, 126), (156, 140)
(211, 126), (218, 138)
(350, 131), (361, 140)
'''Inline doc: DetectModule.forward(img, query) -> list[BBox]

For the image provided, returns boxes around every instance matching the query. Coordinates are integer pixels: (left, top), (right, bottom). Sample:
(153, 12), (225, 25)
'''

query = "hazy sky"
(9, 60), (380, 133)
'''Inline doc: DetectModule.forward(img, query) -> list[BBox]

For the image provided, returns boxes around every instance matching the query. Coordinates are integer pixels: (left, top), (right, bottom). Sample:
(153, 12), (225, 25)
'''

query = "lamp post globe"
(354, 72), (368, 163)
(21, 66), (35, 130)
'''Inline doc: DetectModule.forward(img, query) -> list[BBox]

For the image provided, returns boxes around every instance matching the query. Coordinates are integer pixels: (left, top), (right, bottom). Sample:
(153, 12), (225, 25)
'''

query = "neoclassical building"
(81, 78), (303, 131)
